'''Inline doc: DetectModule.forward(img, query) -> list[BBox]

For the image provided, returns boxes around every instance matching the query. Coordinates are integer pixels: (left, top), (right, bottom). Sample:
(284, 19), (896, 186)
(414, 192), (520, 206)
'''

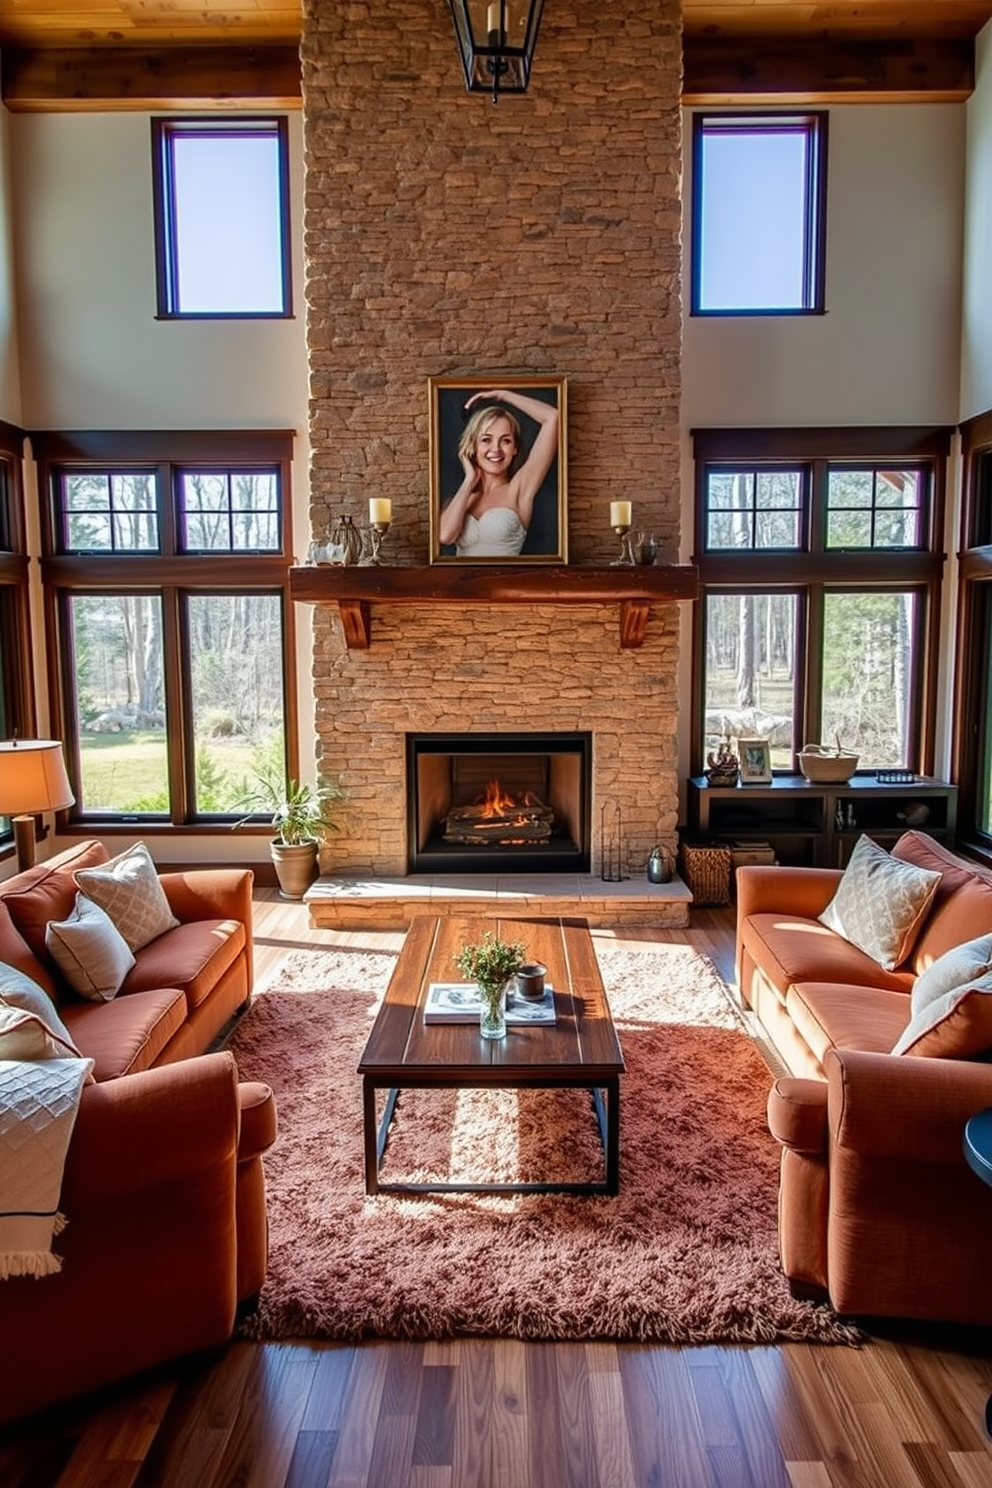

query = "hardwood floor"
(2, 894), (990, 1488)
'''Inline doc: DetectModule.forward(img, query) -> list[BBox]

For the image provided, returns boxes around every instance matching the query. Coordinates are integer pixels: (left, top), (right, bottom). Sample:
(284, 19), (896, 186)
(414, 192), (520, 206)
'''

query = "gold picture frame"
(428, 374), (568, 563)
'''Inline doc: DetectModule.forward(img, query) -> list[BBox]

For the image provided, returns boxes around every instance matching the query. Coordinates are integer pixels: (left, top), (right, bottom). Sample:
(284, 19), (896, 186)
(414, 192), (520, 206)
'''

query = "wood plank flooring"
(1, 894), (990, 1488)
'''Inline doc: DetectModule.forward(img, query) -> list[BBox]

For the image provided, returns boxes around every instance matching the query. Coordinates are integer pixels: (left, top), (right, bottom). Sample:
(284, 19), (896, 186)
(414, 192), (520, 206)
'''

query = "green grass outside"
(79, 733), (259, 813)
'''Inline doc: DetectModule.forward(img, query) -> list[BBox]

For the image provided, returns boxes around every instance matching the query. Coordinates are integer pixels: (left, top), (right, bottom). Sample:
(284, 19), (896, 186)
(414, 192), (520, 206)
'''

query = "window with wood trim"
(0, 422), (34, 856)
(690, 112), (828, 316)
(151, 117), (292, 320)
(692, 427), (949, 776)
(35, 430), (297, 827)
(954, 412), (992, 861)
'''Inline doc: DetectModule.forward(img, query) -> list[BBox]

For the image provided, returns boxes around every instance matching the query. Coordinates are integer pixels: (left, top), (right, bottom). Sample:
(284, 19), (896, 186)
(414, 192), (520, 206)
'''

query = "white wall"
(962, 22), (992, 420)
(0, 86), (23, 425)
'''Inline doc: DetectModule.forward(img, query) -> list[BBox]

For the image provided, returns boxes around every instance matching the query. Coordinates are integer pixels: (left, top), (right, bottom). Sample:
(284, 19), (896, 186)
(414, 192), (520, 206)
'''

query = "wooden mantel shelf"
(289, 563), (699, 650)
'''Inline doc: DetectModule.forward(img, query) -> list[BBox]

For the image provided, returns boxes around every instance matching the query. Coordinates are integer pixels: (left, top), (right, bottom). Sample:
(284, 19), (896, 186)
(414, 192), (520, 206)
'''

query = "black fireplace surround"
(406, 732), (592, 874)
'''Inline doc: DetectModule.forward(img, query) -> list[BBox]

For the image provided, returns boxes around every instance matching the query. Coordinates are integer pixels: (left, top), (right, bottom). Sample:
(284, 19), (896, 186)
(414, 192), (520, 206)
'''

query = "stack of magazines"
(424, 982), (556, 1025)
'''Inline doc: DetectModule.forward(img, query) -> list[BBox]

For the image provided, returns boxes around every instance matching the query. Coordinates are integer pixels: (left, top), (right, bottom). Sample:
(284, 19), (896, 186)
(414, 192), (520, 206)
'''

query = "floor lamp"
(0, 739), (76, 873)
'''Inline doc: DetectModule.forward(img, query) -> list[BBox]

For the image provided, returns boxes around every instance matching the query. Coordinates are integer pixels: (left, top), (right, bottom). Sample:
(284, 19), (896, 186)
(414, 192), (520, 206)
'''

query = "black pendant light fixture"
(448, 0), (545, 103)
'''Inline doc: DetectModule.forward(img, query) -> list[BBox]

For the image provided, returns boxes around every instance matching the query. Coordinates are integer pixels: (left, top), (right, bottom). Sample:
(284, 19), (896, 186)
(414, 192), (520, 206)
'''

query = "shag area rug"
(229, 938), (858, 1346)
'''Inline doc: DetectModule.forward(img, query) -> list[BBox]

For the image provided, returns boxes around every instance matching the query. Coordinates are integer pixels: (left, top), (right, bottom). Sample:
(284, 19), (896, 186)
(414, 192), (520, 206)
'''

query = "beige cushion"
(74, 841), (178, 952)
(892, 971), (992, 1058)
(0, 962), (87, 1063)
(819, 834), (941, 972)
(44, 892), (136, 1002)
(910, 934), (992, 1016)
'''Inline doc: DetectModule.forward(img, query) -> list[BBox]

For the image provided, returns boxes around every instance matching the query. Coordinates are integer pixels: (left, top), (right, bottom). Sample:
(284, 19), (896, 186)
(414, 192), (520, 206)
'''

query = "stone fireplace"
(299, 0), (685, 895)
(407, 730), (592, 873)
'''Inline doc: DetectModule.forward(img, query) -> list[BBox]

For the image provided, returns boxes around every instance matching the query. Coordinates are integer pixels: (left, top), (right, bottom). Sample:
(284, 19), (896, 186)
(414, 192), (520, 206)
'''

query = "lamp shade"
(449, 0), (544, 100)
(0, 740), (75, 816)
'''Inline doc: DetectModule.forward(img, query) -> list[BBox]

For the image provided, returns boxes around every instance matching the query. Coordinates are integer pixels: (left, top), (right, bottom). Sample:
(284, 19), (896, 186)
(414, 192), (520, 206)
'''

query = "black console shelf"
(686, 774), (957, 868)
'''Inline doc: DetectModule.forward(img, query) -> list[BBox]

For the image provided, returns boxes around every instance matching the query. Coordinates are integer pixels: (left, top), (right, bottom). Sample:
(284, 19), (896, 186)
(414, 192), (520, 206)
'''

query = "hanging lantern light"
(448, 0), (545, 103)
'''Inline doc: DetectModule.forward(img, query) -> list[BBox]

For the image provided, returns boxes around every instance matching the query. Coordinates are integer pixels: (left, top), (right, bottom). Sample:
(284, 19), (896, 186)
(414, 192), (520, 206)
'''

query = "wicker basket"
(679, 843), (732, 907)
(798, 749), (859, 784)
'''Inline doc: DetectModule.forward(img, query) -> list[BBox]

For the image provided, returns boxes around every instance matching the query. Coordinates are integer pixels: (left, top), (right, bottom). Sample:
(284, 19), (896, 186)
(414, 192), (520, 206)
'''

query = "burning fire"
(478, 778), (541, 824)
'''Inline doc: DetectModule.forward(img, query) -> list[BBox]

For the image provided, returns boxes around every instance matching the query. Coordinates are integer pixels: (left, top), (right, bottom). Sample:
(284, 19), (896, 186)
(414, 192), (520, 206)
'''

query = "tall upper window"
(691, 113), (827, 316)
(152, 118), (292, 319)
(692, 428), (948, 776)
(35, 431), (296, 827)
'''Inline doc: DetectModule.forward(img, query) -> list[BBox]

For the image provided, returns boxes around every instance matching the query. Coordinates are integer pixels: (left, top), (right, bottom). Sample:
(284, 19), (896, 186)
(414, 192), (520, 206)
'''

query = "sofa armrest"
(825, 1046), (992, 1164)
(60, 1051), (245, 1209)
(767, 1077), (828, 1154)
(158, 866), (254, 928)
(159, 867), (254, 994)
(735, 864), (843, 925)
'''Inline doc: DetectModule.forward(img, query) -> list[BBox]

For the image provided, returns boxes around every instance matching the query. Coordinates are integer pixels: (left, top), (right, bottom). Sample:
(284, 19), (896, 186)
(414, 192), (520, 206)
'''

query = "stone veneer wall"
(301, 0), (684, 878)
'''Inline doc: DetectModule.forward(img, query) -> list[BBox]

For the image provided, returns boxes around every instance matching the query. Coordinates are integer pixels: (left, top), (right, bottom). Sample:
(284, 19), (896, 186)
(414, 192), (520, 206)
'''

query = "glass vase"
(478, 980), (508, 1040)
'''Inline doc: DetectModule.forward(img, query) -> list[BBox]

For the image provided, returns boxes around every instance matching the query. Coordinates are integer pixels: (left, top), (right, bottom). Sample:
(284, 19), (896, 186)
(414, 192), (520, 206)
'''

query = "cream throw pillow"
(892, 971), (992, 1058)
(819, 834), (941, 971)
(74, 841), (178, 952)
(910, 934), (992, 1016)
(45, 892), (136, 1001)
(0, 963), (88, 1064)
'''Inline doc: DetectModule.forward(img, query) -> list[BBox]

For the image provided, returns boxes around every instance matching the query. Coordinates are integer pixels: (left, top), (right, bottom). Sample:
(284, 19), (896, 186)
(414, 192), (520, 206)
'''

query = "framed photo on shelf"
(428, 373), (567, 564)
(738, 738), (773, 785)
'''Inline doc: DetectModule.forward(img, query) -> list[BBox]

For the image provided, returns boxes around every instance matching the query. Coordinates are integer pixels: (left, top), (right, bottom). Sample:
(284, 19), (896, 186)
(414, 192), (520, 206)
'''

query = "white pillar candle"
(610, 501), (632, 527)
(369, 498), (392, 524)
(487, 2), (501, 37)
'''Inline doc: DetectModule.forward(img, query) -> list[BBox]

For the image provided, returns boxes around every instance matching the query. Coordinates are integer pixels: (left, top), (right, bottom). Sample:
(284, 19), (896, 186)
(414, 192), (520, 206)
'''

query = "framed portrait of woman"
(428, 374), (568, 564)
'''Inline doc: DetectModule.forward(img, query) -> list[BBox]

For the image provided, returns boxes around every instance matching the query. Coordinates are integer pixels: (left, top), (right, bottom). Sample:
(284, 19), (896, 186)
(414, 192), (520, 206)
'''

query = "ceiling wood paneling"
(2, 1), (992, 109)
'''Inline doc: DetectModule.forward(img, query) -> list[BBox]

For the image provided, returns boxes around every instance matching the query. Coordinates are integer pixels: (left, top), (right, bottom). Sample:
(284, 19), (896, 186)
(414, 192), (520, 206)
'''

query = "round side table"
(963, 1107), (992, 1439)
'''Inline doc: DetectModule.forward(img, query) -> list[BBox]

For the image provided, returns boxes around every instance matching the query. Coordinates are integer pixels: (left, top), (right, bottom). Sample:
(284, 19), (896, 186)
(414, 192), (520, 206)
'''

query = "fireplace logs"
(443, 779), (555, 847)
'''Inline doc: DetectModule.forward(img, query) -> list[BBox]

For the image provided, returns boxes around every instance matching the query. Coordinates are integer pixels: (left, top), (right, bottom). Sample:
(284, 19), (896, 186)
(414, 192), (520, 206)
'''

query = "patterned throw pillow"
(45, 892), (136, 1002)
(0, 963), (87, 1062)
(819, 834), (942, 972)
(892, 971), (992, 1058)
(74, 842), (178, 953)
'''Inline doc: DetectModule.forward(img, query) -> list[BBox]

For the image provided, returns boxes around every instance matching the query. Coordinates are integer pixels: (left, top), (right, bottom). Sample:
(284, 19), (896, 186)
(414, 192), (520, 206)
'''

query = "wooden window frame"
(151, 116), (293, 321)
(690, 112), (828, 318)
(32, 429), (298, 833)
(953, 410), (992, 865)
(691, 426), (950, 777)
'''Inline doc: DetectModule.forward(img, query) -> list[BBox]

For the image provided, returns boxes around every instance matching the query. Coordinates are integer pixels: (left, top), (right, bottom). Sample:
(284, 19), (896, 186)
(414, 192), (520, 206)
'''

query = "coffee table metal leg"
(364, 1083), (401, 1195)
(590, 1080), (621, 1194)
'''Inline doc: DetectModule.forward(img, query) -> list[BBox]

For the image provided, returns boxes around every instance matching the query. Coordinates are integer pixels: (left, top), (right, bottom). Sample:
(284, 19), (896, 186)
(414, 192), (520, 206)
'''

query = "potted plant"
(235, 751), (343, 900)
(454, 930), (526, 1041)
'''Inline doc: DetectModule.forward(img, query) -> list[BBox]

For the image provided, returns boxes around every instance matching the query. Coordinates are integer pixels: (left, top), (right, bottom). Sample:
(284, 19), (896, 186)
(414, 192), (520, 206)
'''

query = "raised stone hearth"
(305, 872), (692, 932)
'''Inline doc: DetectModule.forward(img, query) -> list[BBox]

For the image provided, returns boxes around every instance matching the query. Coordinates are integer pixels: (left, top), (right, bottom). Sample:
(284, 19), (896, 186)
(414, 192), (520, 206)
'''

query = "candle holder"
(610, 523), (637, 566)
(361, 518), (391, 565)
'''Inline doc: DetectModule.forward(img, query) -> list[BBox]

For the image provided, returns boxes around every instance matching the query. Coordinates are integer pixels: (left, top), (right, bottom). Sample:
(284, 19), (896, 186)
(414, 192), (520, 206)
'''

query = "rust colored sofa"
(736, 830), (992, 1325)
(0, 840), (276, 1424)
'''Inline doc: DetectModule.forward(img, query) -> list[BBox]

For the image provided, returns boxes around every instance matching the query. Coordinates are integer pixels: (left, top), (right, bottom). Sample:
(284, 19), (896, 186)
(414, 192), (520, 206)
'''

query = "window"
(692, 428), (948, 775)
(954, 416), (992, 859)
(0, 423), (34, 856)
(35, 431), (296, 826)
(152, 118), (292, 319)
(690, 113), (827, 316)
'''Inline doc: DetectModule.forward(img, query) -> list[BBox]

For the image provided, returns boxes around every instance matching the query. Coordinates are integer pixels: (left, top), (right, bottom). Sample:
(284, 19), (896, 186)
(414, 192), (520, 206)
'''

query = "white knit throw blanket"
(0, 1057), (94, 1279)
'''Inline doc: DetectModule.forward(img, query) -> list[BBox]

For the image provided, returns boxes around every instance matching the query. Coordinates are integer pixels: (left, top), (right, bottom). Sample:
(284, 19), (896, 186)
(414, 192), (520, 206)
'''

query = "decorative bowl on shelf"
(799, 745), (859, 784)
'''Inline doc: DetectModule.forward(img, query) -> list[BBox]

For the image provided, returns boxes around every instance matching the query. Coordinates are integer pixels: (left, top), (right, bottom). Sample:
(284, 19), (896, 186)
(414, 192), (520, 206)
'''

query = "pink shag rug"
(228, 938), (858, 1346)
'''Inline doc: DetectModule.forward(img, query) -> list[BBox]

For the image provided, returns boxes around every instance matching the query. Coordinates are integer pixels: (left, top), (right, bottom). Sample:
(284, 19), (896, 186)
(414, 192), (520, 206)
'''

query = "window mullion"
(162, 587), (190, 824)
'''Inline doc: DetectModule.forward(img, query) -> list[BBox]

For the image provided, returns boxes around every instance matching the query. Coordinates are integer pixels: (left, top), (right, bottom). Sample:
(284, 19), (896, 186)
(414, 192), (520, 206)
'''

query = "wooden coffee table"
(358, 915), (624, 1196)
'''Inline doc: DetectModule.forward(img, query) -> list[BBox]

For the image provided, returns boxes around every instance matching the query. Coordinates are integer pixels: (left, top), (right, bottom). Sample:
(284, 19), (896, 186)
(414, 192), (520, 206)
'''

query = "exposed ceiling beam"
(0, 35), (977, 111)
(683, 37), (975, 105)
(0, 46), (303, 111)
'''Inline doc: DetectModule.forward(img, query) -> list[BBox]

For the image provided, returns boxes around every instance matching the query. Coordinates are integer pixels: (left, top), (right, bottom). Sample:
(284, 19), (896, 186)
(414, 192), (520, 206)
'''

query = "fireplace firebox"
(407, 732), (592, 873)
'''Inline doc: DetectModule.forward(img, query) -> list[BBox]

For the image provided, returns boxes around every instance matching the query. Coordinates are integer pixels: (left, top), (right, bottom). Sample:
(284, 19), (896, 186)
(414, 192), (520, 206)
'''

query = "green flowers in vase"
(455, 931), (526, 1041)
